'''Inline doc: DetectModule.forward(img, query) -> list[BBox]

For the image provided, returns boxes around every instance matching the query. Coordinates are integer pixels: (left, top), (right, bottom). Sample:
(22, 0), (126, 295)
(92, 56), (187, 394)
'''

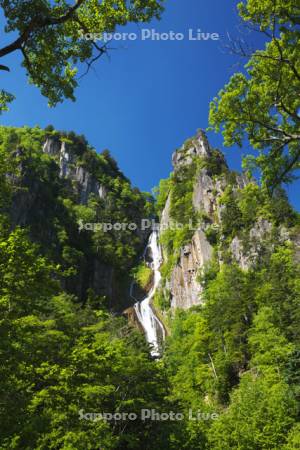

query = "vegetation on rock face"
(154, 287), (171, 312)
(155, 136), (239, 281)
(217, 181), (299, 265)
(0, 125), (155, 309)
(132, 262), (153, 291)
(156, 155), (209, 279)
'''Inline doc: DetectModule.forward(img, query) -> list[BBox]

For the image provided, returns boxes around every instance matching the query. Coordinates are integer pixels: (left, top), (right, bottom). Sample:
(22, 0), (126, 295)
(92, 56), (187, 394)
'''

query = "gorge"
(1, 125), (300, 449)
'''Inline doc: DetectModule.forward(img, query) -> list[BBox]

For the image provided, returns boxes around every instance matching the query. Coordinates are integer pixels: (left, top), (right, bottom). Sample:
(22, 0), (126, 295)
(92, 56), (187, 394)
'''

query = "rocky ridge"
(43, 137), (107, 204)
(159, 131), (297, 310)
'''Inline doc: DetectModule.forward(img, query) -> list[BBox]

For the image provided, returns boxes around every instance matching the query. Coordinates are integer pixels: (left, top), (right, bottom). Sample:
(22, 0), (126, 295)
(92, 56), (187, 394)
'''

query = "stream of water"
(133, 231), (165, 357)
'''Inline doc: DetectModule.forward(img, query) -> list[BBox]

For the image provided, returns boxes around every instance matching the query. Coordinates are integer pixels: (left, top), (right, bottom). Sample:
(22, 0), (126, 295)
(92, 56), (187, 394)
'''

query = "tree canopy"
(0, 0), (163, 109)
(209, 0), (300, 191)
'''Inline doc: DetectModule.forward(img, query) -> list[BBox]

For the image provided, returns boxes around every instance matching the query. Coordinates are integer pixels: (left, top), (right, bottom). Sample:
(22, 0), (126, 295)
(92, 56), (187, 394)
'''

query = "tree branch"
(0, 0), (87, 59)
(272, 148), (300, 188)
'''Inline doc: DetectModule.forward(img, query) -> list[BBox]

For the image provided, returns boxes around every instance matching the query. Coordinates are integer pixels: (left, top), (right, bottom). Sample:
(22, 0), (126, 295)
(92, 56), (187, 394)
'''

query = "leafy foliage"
(0, 0), (164, 108)
(218, 182), (298, 243)
(0, 229), (175, 450)
(132, 262), (152, 290)
(209, 0), (300, 190)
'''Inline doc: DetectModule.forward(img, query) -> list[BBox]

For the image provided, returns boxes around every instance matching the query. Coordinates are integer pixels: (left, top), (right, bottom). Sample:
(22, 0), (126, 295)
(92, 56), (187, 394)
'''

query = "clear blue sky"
(1, 0), (299, 209)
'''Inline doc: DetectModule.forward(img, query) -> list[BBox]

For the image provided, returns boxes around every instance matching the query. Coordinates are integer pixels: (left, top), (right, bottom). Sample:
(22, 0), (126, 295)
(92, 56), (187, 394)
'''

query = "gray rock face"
(98, 185), (107, 200)
(230, 219), (274, 270)
(172, 130), (212, 168)
(193, 169), (214, 216)
(42, 137), (61, 156)
(292, 233), (300, 263)
(74, 166), (104, 204)
(10, 138), (109, 227)
(59, 141), (71, 178)
(236, 173), (249, 189)
(161, 131), (296, 311)
(169, 229), (213, 309)
(160, 193), (171, 230)
(192, 169), (227, 219)
(43, 137), (107, 204)
(160, 193), (171, 261)
(229, 236), (249, 270)
(166, 133), (220, 308)
(249, 218), (273, 241)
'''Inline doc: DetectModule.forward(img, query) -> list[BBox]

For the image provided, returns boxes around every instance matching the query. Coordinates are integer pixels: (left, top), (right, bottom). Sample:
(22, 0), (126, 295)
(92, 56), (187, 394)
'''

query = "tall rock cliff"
(158, 130), (299, 310)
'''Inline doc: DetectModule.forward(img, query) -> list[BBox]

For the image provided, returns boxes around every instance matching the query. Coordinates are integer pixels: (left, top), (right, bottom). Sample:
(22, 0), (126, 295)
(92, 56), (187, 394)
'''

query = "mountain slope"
(0, 125), (154, 310)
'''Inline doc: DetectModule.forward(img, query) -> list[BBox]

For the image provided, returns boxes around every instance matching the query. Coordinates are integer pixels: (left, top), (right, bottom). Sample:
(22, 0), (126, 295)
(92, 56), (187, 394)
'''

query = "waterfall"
(133, 230), (165, 357)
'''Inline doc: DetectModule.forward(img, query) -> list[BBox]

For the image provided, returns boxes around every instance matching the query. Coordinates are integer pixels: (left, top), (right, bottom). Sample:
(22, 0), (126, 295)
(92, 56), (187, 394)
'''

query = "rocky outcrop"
(42, 137), (61, 156)
(162, 132), (217, 309)
(43, 137), (107, 204)
(160, 131), (297, 310)
(229, 219), (273, 270)
(74, 165), (106, 204)
(160, 192), (171, 232)
(172, 130), (212, 168)
(5, 129), (151, 313)
(193, 169), (225, 219)
(169, 230), (213, 309)
(123, 307), (145, 332)
(10, 137), (108, 227)
(59, 141), (71, 178)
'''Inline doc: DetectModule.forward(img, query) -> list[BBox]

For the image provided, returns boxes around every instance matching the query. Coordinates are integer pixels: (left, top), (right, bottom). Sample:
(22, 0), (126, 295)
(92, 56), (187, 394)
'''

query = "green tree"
(0, 228), (59, 316)
(0, 229), (173, 449)
(164, 309), (218, 450)
(208, 372), (297, 450)
(0, 0), (164, 110)
(248, 306), (295, 375)
(209, 0), (300, 190)
(153, 177), (171, 215)
(208, 306), (298, 449)
(203, 265), (254, 390)
(254, 246), (300, 342)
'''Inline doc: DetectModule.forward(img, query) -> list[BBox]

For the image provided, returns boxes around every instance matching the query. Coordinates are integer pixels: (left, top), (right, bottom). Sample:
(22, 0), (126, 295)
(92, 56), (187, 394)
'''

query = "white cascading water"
(133, 230), (165, 357)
